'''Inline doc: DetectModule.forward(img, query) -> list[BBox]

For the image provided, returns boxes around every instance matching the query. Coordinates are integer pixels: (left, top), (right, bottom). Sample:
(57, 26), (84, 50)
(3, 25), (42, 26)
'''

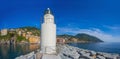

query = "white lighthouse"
(41, 8), (56, 54)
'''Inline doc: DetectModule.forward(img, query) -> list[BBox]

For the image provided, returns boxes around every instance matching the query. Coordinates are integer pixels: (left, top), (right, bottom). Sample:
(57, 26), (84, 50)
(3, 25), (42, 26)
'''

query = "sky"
(0, 0), (120, 42)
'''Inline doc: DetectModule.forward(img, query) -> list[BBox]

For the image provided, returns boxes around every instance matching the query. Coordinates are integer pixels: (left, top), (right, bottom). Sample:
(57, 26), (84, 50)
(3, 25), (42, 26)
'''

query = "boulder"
(96, 55), (105, 59)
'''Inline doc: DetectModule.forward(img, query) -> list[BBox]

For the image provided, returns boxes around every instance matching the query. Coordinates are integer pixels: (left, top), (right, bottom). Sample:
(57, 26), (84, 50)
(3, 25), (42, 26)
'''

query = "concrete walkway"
(42, 54), (61, 59)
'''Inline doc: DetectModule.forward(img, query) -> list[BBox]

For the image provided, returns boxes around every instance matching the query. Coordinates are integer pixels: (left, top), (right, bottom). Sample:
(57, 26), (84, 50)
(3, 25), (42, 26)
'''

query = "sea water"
(68, 42), (120, 54)
(0, 44), (40, 59)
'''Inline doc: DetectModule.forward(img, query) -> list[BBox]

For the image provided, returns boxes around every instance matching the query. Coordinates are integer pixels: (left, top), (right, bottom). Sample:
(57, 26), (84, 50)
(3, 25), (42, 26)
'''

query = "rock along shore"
(57, 44), (120, 59)
(15, 44), (120, 59)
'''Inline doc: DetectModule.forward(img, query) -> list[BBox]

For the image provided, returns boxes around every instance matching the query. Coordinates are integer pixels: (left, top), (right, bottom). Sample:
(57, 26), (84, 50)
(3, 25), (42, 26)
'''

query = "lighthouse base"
(41, 54), (61, 59)
(41, 46), (56, 54)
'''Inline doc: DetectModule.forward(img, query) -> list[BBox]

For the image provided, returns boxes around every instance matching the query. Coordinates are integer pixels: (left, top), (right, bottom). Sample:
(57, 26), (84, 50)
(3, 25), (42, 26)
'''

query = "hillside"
(57, 33), (103, 43)
(18, 26), (40, 36)
(0, 26), (103, 44)
(75, 33), (103, 42)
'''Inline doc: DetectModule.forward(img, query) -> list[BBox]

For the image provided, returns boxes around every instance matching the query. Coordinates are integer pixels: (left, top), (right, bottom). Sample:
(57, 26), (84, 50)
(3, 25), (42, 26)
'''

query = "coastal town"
(0, 27), (67, 45)
(0, 27), (103, 45)
(0, 27), (40, 44)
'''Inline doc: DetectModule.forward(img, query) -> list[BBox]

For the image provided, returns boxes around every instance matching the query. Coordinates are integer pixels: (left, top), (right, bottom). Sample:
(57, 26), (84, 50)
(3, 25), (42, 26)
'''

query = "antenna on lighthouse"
(47, 8), (50, 14)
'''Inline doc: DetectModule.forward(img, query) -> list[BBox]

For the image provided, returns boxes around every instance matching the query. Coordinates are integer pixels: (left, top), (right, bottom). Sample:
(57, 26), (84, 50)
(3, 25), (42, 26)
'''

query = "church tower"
(41, 8), (56, 54)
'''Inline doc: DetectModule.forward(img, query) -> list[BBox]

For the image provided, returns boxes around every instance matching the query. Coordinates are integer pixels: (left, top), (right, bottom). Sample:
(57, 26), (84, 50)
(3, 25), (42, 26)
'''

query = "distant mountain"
(57, 34), (74, 39)
(75, 33), (103, 42)
(57, 33), (103, 43)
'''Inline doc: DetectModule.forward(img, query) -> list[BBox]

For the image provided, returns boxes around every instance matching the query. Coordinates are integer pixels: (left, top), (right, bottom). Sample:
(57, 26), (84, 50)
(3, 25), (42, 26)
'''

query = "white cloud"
(104, 25), (120, 30)
(57, 27), (120, 42)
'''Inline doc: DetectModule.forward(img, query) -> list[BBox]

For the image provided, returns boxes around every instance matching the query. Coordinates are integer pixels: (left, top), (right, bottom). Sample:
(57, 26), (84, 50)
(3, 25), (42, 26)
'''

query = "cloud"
(104, 25), (120, 30)
(57, 27), (120, 42)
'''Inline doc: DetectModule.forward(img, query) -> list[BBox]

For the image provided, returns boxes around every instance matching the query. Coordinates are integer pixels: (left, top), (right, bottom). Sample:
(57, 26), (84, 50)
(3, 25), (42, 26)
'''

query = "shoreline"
(15, 44), (120, 59)
(58, 44), (120, 59)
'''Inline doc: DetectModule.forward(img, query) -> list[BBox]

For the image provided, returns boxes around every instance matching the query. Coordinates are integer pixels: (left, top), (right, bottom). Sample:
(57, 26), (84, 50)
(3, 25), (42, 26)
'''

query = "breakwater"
(15, 44), (120, 59)
(58, 44), (120, 59)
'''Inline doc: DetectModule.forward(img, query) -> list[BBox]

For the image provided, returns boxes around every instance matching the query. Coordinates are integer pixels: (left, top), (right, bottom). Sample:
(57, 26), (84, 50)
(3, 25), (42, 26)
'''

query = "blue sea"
(0, 44), (40, 59)
(68, 42), (120, 54)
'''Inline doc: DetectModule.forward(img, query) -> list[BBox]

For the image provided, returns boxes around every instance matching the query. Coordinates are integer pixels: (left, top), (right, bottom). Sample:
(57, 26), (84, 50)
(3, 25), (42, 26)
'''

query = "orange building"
(28, 36), (40, 44)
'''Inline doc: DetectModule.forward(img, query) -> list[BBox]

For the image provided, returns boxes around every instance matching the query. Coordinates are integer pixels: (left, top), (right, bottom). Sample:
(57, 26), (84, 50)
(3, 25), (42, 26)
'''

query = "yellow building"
(25, 34), (31, 39)
(27, 32), (32, 35)
(28, 36), (40, 44)
(22, 33), (26, 37)
(1, 29), (8, 36)
(18, 31), (22, 36)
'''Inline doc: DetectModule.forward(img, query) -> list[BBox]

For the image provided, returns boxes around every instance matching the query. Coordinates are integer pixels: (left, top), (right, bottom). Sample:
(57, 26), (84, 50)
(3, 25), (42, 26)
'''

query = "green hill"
(19, 26), (40, 36)
(57, 33), (103, 42)
(75, 33), (103, 42)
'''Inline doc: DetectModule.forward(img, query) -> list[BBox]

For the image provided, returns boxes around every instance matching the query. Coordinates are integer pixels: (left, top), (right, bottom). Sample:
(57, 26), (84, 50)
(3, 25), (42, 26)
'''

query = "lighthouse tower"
(41, 8), (56, 54)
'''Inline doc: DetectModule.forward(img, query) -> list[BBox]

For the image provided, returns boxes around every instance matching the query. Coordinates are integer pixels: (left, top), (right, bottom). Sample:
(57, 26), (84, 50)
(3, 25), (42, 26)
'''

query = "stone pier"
(15, 50), (61, 59)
